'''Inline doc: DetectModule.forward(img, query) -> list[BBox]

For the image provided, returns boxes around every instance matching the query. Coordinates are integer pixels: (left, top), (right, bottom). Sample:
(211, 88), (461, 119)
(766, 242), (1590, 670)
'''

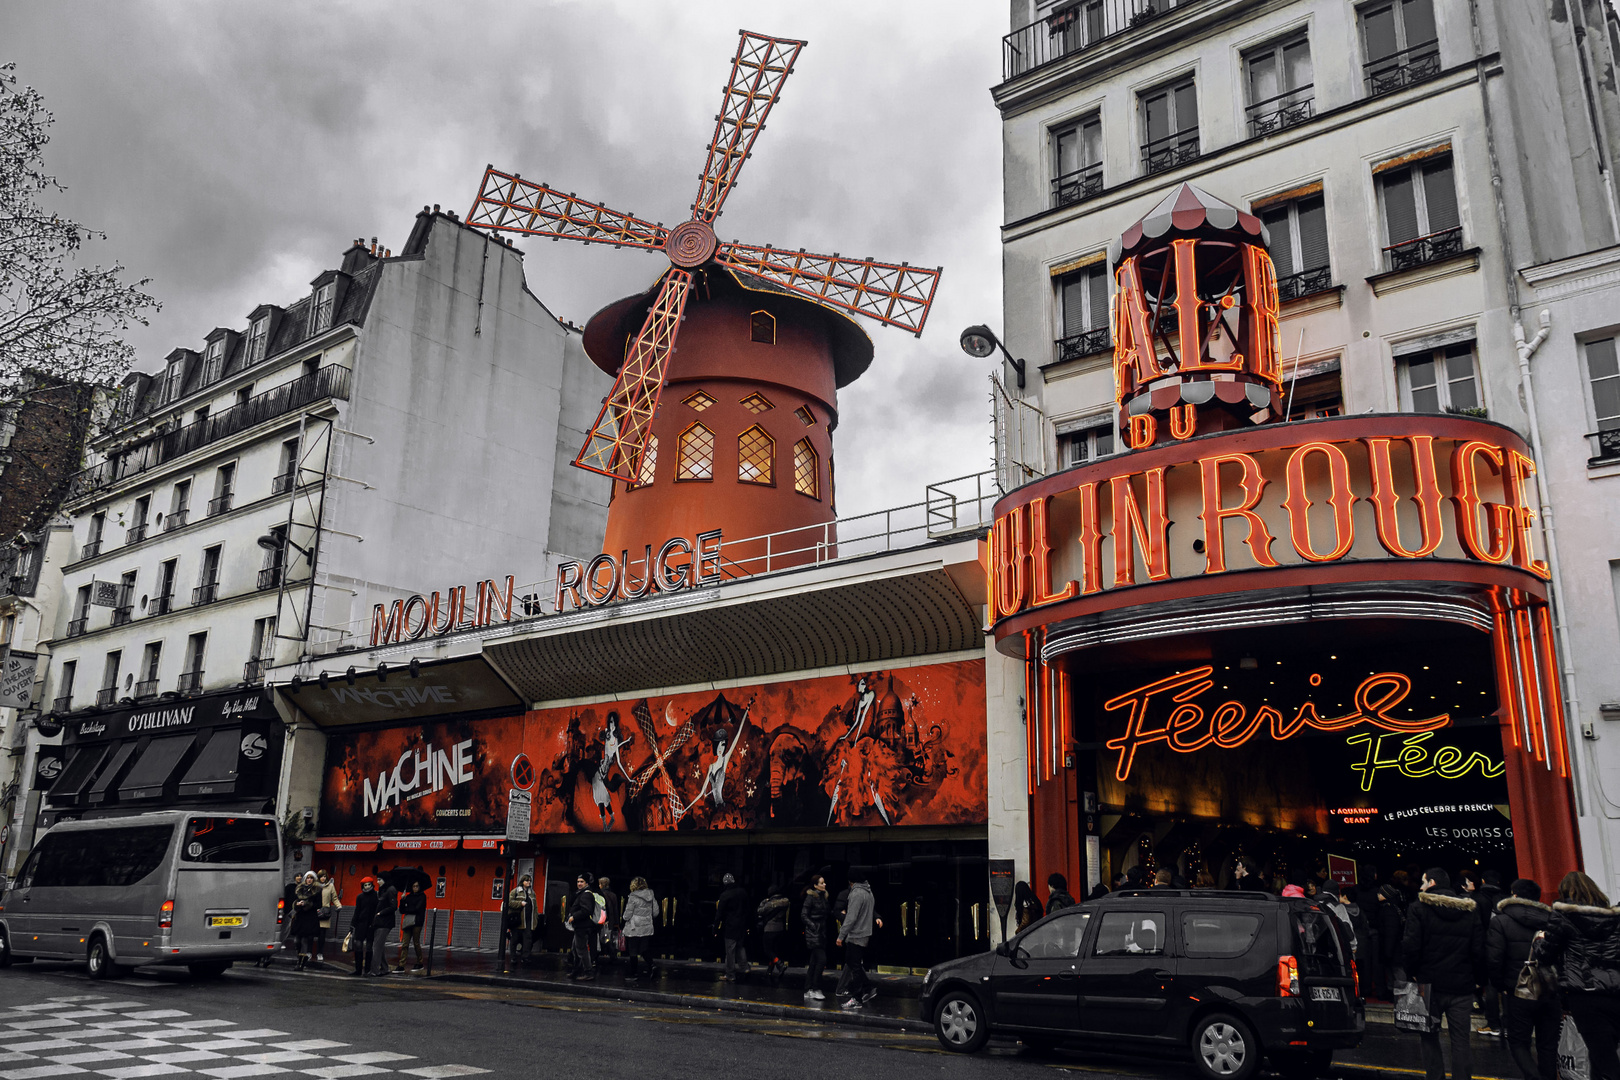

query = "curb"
(427, 970), (932, 1034)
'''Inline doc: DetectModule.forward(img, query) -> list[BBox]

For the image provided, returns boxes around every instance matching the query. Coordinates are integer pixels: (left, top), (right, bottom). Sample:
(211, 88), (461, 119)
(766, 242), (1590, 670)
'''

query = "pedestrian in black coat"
(1377, 881), (1408, 994)
(567, 872), (599, 981)
(716, 873), (751, 981)
(369, 879), (398, 976)
(1046, 873), (1077, 912)
(801, 874), (830, 1001)
(350, 878), (379, 976)
(1488, 879), (1557, 1080)
(1402, 868), (1482, 1080)
(1538, 872), (1620, 1080)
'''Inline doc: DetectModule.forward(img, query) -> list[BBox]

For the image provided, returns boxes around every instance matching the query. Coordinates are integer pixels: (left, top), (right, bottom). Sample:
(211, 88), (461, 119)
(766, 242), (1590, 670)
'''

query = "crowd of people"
(276, 868), (437, 977)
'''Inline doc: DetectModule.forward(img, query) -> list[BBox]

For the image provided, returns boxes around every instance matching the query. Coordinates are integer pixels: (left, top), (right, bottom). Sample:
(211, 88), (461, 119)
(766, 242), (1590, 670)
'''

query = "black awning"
(176, 727), (241, 797)
(86, 742), (141, 805)
(48, 745), (111, 800)
(118, 734), (196, 801)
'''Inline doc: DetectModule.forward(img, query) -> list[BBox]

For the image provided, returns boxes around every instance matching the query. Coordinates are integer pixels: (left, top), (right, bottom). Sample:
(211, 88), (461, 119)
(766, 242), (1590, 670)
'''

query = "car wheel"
(1191, 1012), (1259, 1080)
(188, 961), (231, 979)
(86, 936), (114, 981)
(1272, 1048), (1331, 1079)
(933, 989), (990, 1053)
(0, 929), (11, 969)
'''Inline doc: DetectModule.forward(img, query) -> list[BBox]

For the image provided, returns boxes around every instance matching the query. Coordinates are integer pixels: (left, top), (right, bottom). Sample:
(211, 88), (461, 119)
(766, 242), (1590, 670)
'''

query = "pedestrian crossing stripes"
(0, 998), (488, 1080)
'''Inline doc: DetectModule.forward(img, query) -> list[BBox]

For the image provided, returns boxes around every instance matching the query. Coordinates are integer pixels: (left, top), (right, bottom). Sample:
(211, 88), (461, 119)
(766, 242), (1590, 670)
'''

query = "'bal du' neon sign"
(1103, 665), (1453, 782)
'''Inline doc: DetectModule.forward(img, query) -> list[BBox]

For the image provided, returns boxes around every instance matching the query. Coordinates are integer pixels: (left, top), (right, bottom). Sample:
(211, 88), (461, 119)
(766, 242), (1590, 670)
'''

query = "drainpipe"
(1514, 310), (1588, 816)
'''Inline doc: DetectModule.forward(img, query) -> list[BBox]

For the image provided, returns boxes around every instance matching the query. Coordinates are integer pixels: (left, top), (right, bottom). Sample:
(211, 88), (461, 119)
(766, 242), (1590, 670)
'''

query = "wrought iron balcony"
(1587, 428), (1620, 464)
(81, 539), (102, 560)
(1141, 130), (1199, 176)
(66, 365), (351, 501)
(133, 679), (158, 699)
(244, 659), (268, 683)
(1003, 0), (1191, 81)
(177, 670), (204, 695)
(1246, 88), (1314, 138)
(1055, 328), (1113, 363)
(271, 470), (297, 495)
(1384, 227), (1464, 272)
(208, 490), (234, 517)
(154, 591), (174, 616)
(257, 566), (283, 590)
(1277, 266), (1334, 303)
(66, 617), (88, 638)
(192, 581), (219, 606)
(1053, 164), (1104, 208)
(96, 687), (117, 707)
(112, 605), (133, 627)
(51, 695), (71, 714)
(1365, 41), (1441, 97)
(165, 509), (189, 532)
(126, 523), (147, 545)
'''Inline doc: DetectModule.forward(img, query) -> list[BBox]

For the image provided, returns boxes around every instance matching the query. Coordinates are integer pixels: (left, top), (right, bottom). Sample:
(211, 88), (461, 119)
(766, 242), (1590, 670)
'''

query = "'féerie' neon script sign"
(1103, 666), (1450, 781)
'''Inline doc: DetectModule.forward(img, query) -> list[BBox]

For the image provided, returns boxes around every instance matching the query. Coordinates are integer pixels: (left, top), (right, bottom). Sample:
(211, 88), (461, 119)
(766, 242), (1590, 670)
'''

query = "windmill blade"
(716, 244), (942, 336)
(467, 167), (668, 251)
(575, 270), (693, 480)
(692, 31), (807, 224)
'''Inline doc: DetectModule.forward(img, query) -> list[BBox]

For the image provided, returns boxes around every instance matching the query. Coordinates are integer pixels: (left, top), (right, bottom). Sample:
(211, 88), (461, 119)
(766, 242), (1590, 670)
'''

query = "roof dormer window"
(310, 282), (336, 336)
(163, 356), (186, 403)
(247, 315), (270, 365)
(201, 337), (225, 384)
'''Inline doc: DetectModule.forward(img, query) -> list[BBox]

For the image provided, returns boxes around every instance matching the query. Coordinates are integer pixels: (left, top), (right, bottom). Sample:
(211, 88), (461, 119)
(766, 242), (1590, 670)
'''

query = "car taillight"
(277, 898), (286, 925)
(159, 899), (174, 930)
(1352, 959), (1360, 998)
(1277, 955), (1300, 996)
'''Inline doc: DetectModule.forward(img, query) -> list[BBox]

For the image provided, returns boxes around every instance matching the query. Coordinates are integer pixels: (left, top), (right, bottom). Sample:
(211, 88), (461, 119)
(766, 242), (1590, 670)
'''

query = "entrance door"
(994, 909), (1091, 1031)
(1078, 908), (1175, 1037)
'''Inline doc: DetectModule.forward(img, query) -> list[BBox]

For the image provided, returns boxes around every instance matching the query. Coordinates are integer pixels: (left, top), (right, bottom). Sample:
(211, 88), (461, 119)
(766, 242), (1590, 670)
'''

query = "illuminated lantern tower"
(464, 31), (941, 575)
(1112, 183), (1281, 448)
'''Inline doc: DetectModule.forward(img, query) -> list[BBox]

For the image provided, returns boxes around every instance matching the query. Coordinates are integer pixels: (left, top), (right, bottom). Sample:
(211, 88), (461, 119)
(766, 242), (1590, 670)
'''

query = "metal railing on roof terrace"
(1003, 0), (1191, 82)
(309, 470), (999, 656)
(67, 366), (350, 501)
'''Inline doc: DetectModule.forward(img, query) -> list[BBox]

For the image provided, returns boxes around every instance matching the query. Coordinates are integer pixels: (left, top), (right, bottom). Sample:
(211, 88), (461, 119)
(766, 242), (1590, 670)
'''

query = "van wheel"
(188, 961), (231, 979)
(1272, 1049), (1332, 1079)
(1191, 1013), (1259, 1080)
(0, 929), (11, 968)
(933, 989), (990, 1053)
(86, 936), (115, 981)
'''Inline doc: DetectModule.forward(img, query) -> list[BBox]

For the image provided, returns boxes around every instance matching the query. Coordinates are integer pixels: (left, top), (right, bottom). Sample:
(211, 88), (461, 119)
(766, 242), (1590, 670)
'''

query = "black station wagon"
(919, 889), (1364, 1079)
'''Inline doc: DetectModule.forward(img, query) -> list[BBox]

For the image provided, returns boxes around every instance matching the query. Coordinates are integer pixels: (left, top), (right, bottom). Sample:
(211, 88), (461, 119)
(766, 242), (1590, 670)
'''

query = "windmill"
(467, 30), (942, 571)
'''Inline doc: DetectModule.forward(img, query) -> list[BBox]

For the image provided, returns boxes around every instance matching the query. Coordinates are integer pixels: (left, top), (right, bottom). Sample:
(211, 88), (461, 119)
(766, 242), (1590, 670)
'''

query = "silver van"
(0, 811), (283, 978)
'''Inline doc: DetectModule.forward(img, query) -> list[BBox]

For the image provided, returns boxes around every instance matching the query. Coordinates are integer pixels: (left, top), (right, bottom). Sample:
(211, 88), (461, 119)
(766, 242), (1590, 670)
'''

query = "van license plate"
(1309, 986), (1341, 1002)
(207, 916), (244, 928)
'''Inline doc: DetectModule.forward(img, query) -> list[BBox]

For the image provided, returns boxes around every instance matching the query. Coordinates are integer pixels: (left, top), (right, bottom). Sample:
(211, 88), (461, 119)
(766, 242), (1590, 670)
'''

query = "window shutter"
(1381, 168), (1420, 245)
(1174, 81), (1199, 134)
(1088, 266), (1109, 330)
(1296, 196), (1330, 272)
(1421, 160), (1460, 233)
(1402, 0), (1438, 45)
(1262, 206), (1294, 274)
(1362, 4), (1399, 63)
(1062, 275), (1087, 337)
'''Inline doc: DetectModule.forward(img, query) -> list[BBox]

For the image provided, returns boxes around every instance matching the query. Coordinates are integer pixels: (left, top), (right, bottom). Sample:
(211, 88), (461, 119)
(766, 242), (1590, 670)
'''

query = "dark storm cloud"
(3, 0), (1005, 515)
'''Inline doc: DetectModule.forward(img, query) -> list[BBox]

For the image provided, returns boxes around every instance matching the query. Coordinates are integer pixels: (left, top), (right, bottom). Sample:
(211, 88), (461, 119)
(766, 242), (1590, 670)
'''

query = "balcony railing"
(81, 539), (103, 560)
(1052, 163), (1104, 208)
(208, 490), (234, 517)
(1365, 41), (1441, 97)
(66, 616), (88, 638)
(177, 670), (204, 695)
(51, 695), (71, 714)
(133, 679), (158, 699)
(1141, 129), (1199, 176)
(165, 509), (189, 532)
(1384, 226), (1464, 272)
(126, 523), (147, 545)
(244, 659), (269, 683)
(258, 566), (284, 590)
(271, 470), (297, 495)
(1055, 327), (1113, 363)
(154, 591), (174, 616)
(1277, 265), (1334, 303)
(66, 365), (351, 501)
(193, 581), (219, 606)
(96, 687), (117, 707)
(112, 605), (133, 627)
(1003, 0), (1190, 81)
(1246, 87), (1314, 138)
(1586, 428), (1620, 464)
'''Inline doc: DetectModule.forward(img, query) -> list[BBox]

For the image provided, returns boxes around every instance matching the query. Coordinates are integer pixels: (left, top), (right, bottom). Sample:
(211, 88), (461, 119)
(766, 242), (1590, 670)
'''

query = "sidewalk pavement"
(291, 947), (1525, 1077)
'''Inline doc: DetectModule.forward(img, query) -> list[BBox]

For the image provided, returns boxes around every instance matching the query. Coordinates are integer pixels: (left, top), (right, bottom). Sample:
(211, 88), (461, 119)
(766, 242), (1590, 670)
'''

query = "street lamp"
(255, 532), (313, 563)
(960, 324), (1027, 390)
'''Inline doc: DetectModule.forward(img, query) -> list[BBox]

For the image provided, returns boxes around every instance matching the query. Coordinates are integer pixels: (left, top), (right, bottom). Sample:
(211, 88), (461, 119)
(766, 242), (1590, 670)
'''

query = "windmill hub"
(665, 220), (719, 269)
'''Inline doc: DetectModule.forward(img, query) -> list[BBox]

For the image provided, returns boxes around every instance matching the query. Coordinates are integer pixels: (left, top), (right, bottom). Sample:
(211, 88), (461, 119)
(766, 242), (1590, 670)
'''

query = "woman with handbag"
(395, 880), (427, 974)
(1539, 872), (1620, 1080)
(1487, 878), (1557, 1080)
(291, 872), (322, 971)
(316, 871), (340, 962)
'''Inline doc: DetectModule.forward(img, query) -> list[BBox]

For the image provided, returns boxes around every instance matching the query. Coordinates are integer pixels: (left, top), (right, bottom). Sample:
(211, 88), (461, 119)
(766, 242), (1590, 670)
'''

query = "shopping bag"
(341, 930), (353, 953)
(1559, 1013), (1590, 1080)
(1392, 980), (1440, 1033)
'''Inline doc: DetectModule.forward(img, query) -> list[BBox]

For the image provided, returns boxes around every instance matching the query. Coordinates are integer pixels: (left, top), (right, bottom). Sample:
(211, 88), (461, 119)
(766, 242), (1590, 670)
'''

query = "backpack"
(591, 891), (608, 925)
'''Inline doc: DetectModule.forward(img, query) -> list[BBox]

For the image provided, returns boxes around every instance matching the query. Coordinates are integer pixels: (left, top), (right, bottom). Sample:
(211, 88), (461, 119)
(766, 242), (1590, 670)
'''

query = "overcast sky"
(4, 1), (1006, 520)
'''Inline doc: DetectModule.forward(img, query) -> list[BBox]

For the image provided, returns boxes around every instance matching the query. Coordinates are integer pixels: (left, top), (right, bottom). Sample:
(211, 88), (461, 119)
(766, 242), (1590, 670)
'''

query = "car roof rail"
(1106, 888), (1278, 900)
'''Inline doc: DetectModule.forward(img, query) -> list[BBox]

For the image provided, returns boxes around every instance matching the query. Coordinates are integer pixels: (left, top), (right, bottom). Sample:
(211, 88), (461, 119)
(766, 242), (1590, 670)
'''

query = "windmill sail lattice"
(467, 29), (942, 482)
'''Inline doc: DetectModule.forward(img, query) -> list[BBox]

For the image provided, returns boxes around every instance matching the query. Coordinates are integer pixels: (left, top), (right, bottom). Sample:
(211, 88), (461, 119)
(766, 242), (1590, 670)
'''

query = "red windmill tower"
(466, 31), (941, 576)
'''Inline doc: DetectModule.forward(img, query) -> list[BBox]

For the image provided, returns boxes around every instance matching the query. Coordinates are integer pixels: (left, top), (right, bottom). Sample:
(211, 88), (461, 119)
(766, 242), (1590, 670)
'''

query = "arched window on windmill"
(629, 433), (658, 488)
(738, 425), (775, 485)
(751, 309), (776, 344)
(793, 438), (819, 499)
(676, 423), (714, 481)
